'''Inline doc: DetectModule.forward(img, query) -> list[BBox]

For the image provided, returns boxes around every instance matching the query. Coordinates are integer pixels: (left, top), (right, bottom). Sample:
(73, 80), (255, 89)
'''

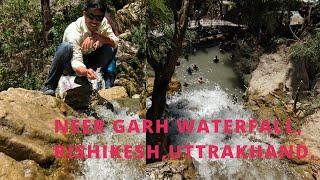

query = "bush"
(229, 38), (262, 86)
(0, 0), (42, 57)
(49, 3), (84, 54)
(289, 32), (320, 80)
(0, 0), (44, 91)
(126, 24), (146, 56)
(0, 66), (42, 91)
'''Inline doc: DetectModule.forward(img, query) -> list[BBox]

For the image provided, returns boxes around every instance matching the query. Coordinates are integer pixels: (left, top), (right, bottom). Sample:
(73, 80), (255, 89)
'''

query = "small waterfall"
(81, 86), (291, 180)
(166, 85), (290, 180)
(83, 102), (146, 180)
(82, 45), (293, 179)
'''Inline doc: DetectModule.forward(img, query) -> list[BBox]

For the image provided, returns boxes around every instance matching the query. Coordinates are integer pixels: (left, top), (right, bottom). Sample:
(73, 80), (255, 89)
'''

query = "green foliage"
(146, 0), (175, 65)
(127, 24), (146, 56)
(147, 0), (172, 27)
(229, 39), (262, 86)
(0, 0), (44, 91)
(185, 30), (196, 42)
(228, 0), (301, 35)
(48, 3), (83, 54)
(0, 0), (42, 57)
(289, 33), (320, 64)
(0, 0), (84, 91)
(289, 32), (320, 78)
(127, 57), (140, 71)
(0, 66), (42, 91)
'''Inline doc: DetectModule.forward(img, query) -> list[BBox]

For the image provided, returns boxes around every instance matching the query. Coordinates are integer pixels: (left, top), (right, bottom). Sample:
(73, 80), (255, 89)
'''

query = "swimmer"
(193, 64), (199, 71)
(198, 77), (205, 84)
(187, 67), (193, 75)
(232, 94), (238, 104)
(213, 55), (219, 63)
(183, 82), (189, 87)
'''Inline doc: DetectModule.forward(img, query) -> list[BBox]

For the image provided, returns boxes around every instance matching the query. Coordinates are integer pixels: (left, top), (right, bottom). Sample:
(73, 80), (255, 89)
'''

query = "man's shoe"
(41, 85), (55, 96)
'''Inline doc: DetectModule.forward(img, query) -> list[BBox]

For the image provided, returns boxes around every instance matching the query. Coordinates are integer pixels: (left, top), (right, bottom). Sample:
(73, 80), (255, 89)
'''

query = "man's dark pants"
(44, 42), (113, 89)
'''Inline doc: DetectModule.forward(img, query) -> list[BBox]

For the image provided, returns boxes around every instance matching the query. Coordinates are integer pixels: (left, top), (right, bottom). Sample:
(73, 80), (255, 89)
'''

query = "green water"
(176, 46), (244, 98)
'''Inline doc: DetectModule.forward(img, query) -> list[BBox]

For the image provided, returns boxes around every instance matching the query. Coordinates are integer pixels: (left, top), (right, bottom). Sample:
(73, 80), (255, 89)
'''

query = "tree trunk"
(146, 71), (168, 163)
(146, 0), (195, 163)
(41, 0), (52, 43)
(147, 72), (168, 120)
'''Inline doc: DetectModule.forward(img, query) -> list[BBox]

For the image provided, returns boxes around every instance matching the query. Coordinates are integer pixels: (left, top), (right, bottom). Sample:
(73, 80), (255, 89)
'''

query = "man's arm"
(95, 18), (119, 49)
(92, 33), (116, 48)
(75, 67), (96, 80)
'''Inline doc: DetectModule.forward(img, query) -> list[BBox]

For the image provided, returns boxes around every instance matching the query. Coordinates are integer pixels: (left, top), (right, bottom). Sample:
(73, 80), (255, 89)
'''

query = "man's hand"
(82, 37), (94, 52)
(75, 67), (96, 80)
(86, 68), (96, 80)
(92, 40), (102, 50)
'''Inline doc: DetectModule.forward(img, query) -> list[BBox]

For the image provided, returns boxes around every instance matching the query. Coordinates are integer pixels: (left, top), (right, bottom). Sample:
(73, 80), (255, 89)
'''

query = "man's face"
(83, 8), (105, 32)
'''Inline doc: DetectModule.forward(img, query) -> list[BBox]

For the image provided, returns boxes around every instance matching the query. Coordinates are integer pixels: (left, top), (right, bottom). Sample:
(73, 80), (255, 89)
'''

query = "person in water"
(187, 66), (193, 75)
(183, 82), (189, 87)
(198, 77), (204, 84)
(193, 64), (199, 71)
(213, 55), (219, 63)
(232, 94), (238, 104)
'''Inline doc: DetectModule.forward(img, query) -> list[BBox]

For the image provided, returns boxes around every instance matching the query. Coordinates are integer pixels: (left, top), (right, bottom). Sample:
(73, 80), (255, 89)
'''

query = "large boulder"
(0, 88), (77, 166)
(115, 1), (143, 33)
(285, 109), (320, 179)
(117, 39), (138, 62)
(115, 78), (138, 97)
(248, 50), (292, 97)
(98, 86), (128, 101)
(0, 153), (46, 180)
(290, 109), (320, 163)
(56, 76), (93, 109)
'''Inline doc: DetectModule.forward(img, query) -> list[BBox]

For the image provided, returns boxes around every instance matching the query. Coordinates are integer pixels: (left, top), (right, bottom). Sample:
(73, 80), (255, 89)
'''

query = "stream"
(82, 46), (295, 179)
(166, 46), (294, 179)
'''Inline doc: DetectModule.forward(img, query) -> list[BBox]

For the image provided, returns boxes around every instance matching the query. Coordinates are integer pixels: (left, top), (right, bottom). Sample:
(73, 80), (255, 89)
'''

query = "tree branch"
(163, 0), (194, 81)
(146, 45), (162, 72)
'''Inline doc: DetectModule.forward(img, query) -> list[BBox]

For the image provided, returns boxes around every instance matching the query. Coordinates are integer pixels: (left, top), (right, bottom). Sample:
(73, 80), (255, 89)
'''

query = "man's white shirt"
(62, 16), (119, 71)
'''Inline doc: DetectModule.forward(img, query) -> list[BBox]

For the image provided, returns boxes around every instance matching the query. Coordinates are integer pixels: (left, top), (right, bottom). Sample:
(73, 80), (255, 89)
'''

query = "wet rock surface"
(146, 156), (198, 180)
(0, 153), (46, 180)
(248, 48), (291, 97)
(56, 76), (93, 110)
(98, 86), (128, 101)
(0, 88), (81, 179)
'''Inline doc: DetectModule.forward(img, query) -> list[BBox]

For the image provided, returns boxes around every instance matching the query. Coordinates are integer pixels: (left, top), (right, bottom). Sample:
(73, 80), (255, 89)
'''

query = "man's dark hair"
(84, 0), (107, 13)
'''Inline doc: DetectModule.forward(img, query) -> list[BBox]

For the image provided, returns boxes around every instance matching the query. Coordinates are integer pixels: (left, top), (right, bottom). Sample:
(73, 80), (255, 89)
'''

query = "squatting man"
(41, 0), (119, 95)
